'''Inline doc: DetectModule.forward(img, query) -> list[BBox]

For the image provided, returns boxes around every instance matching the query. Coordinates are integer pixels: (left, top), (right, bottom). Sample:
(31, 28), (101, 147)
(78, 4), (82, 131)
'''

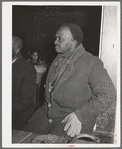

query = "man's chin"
(55, 48), (61, 53)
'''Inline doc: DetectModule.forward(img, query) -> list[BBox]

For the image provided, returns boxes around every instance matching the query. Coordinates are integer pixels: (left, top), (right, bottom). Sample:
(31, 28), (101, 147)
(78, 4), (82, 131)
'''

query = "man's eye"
(55, 37), (64, 42)
(59, 38), (64, 42)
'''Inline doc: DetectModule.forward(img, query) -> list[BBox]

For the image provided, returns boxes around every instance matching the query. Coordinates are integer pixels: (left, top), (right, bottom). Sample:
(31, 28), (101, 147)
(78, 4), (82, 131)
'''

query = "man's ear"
(71, 40), (77, 48)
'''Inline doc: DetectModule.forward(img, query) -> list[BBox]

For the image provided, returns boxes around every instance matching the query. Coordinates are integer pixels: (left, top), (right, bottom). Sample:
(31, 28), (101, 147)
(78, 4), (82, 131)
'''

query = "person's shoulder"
(84, 50), (94, 58)
(84, 52), (104, 68)
(20, 56), (36, 72)
(84, 51), (102, 62)
(78, 50), (104, 68)
(80, 50), (95, 62)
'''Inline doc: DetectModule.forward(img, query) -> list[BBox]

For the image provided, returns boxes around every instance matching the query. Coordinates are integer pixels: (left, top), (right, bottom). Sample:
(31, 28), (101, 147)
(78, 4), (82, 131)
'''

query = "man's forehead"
(12, 40), (17, 47)
(12, 38), (17, 46)
(56, 27), (72, 37)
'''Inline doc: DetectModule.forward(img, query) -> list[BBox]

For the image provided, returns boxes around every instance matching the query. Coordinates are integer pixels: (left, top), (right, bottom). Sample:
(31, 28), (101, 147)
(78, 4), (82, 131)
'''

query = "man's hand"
(61, 112), (82, 137)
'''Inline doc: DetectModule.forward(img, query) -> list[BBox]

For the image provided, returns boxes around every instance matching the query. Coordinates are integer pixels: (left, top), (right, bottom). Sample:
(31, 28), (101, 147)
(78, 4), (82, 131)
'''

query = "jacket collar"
(70, 43), (85, 64)
(12, 53), (24, 66)
(47, 44), (85, 95)
(54, 44), (85, 67)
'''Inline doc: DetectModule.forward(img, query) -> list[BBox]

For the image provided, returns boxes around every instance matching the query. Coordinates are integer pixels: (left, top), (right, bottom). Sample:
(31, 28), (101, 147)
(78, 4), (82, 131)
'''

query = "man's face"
(54, 27), (75, 54)
(12, 41), (19, 60)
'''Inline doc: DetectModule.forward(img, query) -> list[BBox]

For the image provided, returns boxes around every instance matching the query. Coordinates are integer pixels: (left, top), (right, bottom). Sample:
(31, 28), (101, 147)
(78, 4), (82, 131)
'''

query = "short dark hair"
(32, 50), (39, 55)
(12, 36), (23, 50)
(60, 23), (83, 46)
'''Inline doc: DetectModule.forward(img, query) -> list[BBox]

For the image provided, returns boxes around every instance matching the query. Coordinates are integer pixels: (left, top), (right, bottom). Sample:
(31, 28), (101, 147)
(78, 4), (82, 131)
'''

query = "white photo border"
(2, 1), (120, 148)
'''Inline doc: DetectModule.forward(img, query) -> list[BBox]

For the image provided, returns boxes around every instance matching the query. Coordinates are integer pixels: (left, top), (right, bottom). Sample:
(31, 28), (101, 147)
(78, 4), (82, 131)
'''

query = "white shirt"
(12, 57), (17, 64)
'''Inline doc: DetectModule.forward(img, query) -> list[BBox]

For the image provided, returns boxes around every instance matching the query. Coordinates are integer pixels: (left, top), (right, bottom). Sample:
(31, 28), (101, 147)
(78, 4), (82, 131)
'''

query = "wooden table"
(12, 130), (40, 143)
(12, 130), (114, 143)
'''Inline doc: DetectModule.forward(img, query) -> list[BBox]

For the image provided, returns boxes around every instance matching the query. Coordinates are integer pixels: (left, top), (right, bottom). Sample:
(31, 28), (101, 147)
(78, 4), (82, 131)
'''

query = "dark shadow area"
(13, 6), (102, 61)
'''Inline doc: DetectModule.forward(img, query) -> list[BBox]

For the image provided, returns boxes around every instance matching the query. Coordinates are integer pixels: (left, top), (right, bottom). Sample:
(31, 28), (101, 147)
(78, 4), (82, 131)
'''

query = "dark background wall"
(13, 6), (101, 65)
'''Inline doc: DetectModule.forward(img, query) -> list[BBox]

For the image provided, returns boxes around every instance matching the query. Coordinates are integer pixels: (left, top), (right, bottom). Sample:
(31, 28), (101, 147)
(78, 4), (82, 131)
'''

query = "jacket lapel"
(45, 58), (58, 101)
(53, 44), (85, 93)
(53, 63), (74, 93)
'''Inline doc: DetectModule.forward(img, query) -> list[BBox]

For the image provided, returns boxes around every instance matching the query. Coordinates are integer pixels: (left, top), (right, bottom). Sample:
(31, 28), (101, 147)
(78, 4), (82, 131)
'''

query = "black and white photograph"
(2, 1), (120, 148)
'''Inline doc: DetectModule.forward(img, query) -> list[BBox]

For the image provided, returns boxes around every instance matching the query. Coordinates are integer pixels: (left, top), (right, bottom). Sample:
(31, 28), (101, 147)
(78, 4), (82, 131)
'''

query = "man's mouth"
(55, 46), (59, 50)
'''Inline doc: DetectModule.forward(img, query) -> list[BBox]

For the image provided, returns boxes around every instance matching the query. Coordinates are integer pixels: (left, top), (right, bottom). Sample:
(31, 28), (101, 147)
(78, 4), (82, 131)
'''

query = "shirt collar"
(12, 57), (18, 64)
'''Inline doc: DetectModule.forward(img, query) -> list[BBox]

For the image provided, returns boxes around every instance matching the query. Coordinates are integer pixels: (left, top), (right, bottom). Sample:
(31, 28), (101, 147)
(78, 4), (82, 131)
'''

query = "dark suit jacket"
(45, 44), (116, 134)
(12, 53), (36, 129)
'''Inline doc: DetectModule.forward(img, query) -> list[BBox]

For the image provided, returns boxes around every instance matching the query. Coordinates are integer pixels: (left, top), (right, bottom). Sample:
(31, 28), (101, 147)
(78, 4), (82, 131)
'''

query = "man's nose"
(54, 38), (59, 44)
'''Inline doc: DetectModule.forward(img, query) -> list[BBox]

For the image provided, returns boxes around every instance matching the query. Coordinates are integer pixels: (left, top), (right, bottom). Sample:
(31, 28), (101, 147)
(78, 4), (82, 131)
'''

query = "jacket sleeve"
(12, 69), (36, 114)
(74, 57), (116, 126)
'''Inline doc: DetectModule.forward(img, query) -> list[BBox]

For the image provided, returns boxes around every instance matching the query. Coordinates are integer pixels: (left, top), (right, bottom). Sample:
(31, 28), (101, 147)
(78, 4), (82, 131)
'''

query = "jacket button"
(48, 119), (53, 123)
(48, 103), (51, 108)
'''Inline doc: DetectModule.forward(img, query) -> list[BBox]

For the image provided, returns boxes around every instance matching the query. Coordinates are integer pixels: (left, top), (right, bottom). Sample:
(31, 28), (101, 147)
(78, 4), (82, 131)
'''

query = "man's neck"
(60, 46), (77, 58)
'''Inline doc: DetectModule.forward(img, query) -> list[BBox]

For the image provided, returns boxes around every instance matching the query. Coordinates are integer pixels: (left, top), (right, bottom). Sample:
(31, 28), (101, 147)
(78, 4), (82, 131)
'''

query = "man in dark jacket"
(12, 36), (36, 129)
(22, 24), (116, 140)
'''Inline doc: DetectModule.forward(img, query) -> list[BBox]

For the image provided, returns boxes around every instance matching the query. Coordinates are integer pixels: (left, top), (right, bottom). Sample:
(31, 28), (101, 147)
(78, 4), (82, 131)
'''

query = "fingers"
(75, 126), (81, 136)
(67, 125), (74, 136)
(61, 115), (69, 124)
(67, 125), (79, 137)
(64, 120), (71, 131)
(70, 126), (77, 137)
(64, 120), (80, 137)
(61, 112), (82, 137)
